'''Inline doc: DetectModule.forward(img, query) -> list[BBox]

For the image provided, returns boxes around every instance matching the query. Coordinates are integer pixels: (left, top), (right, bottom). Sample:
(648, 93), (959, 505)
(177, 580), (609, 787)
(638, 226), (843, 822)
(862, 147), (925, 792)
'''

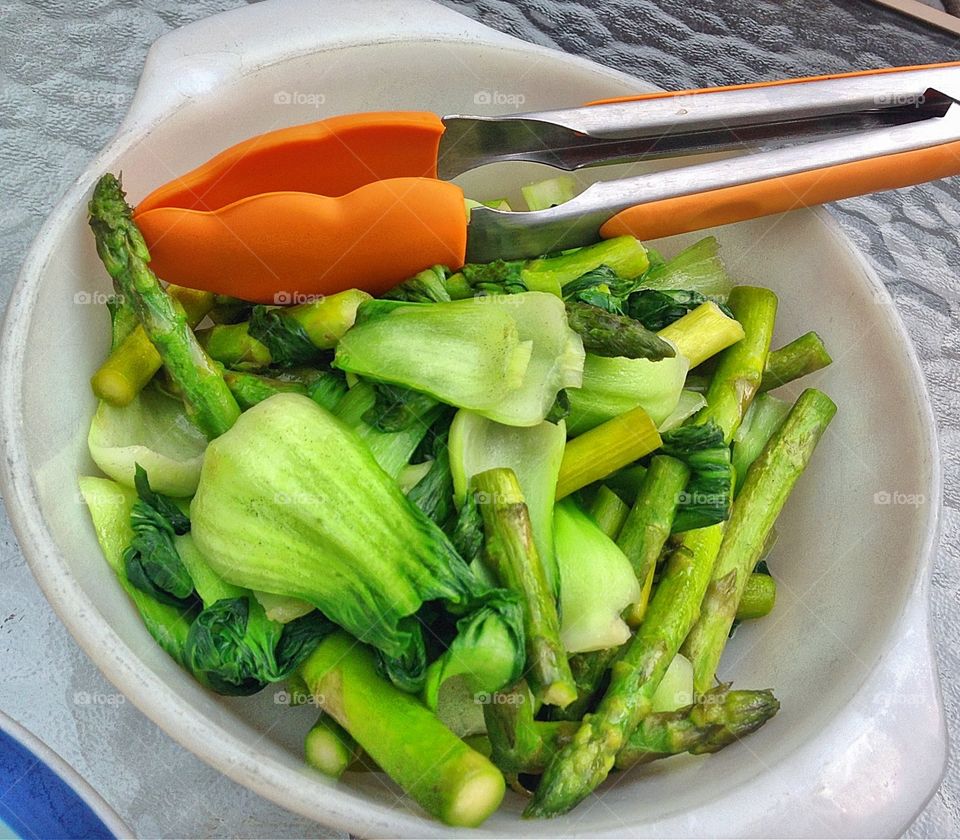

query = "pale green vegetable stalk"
(694, 287), (778, 443)
(557, 406), (662, 499)
(553, 499), (640, 653)
(332, 380), (441, 479)
(88, 384), (208, 498)
(731, 392), (792, 485)
(587, 485), (629, 539)
(656, 301), (745, 368)
(299, 633), (505, 827)
(305, 715), (361, 779)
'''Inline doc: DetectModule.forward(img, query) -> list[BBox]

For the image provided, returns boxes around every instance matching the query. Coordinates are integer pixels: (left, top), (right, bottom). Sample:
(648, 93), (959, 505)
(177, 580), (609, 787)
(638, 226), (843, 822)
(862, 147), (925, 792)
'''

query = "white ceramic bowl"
(0, 1), (946, 835)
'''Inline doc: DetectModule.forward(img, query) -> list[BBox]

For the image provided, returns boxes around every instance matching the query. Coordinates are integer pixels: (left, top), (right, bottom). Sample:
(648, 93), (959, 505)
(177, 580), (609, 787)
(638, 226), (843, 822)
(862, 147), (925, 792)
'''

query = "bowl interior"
(10, 37), (938, 836)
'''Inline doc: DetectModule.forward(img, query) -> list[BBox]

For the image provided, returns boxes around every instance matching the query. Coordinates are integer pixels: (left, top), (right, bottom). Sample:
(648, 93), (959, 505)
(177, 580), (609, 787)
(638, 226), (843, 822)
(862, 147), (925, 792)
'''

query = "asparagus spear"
(472, 469), (576, 708)
(92, 285), (215, 406)
(618, 455), (690, 627)
(527, 524), (724, 817)
(695, 287), (778, 443)
(299, 632), (505, 827)
(682, 389), (836, 694)
(736, 573), (777, 621)
(221, 368), (311, 410)
(88, 174), (240, 438)
(556, 406), (662, 499)
(484, 684), (779, 775)
(304, 715), (361, 779)
(198, 323), (271, 370)
(587, 485), (629, 539)
(657, 301), (745, 368)
(564, 302), (676, 361)
(760, 331), (832, 392)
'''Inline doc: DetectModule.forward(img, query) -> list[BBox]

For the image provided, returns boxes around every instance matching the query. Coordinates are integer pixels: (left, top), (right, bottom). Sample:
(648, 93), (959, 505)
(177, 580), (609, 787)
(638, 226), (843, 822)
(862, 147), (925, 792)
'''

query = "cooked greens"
(81, 172), (836, 827)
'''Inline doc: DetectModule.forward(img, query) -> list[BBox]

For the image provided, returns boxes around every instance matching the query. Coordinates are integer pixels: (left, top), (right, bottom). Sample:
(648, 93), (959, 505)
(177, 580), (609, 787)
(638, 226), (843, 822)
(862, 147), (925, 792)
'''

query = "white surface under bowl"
(0, 0), (945, 836)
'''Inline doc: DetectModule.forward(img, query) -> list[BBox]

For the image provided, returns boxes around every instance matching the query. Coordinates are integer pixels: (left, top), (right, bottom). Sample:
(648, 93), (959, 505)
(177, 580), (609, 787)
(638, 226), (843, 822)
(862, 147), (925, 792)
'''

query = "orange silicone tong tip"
(135, 111), (446, 215)
(135, 179), (467, 304)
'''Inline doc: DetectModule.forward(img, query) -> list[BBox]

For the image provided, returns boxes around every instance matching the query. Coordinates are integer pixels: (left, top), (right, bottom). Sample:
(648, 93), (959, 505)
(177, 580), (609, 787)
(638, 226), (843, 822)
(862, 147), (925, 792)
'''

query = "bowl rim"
(0, 1), (946, 836)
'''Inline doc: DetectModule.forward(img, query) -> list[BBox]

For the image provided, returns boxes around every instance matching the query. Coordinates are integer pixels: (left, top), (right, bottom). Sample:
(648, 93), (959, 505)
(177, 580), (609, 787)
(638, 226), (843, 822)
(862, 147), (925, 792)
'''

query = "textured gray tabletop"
(2, 0), (959, 837)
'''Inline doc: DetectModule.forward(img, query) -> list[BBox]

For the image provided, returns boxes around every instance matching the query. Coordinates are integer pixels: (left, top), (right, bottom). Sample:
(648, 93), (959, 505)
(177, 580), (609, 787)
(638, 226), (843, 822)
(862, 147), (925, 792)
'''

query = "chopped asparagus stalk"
(299, 632), (505, 828)
(565, 301), (676, 360)
(695, 287), (779, 443)
(305, 715), (361, 779)
(683, 389), (836, 694)
(199, 322), (272, 370)
(557, 406), (662, 500)
(656, 301), (745, 368)
(92, 285), (215, 406)
(88, 174), (240, 438)
(736, 573), (777, 621)
(526, 523), (725, 817)
(221, 368), (311, 410)
(587, 485), (629, 539)
(760, 331), (832, 392)
(472, 469), (576, 708)
(617, 455), (690, 627)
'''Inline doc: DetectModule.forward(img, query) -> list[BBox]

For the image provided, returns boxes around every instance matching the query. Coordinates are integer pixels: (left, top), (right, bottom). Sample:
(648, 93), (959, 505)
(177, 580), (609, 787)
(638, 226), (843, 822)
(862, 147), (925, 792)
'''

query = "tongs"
(134, 61), (960, 302)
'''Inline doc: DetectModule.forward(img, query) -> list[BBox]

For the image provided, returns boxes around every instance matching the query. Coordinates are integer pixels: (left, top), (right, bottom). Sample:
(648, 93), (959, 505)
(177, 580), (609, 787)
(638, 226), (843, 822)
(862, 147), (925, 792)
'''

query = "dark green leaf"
(185, 597), (334, 696)
(460, 260), (527, 295)
(660, 421), (733, 532)
(248, 305), (323, 367)
(124, 464), (194, 606)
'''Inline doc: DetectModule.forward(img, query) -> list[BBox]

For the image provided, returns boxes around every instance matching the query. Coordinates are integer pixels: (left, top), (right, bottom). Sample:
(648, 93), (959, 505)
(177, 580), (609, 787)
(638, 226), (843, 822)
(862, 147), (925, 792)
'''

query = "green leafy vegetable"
(639, 236), (734, 298)
(566, 352), (688, 436)
(88, 383), (208, 497)
(627, 289), (732, 330)
(123, 465), (194, 607)
(660, 421), (734, 533)
(190, 393), (522, 694)
(553, 499), (640, 653)
(248, 305), (322, 367)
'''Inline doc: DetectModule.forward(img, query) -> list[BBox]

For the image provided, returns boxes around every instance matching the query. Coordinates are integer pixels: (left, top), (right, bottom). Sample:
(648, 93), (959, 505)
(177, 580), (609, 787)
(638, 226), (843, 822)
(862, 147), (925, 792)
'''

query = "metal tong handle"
(458, 62), (960, 261)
